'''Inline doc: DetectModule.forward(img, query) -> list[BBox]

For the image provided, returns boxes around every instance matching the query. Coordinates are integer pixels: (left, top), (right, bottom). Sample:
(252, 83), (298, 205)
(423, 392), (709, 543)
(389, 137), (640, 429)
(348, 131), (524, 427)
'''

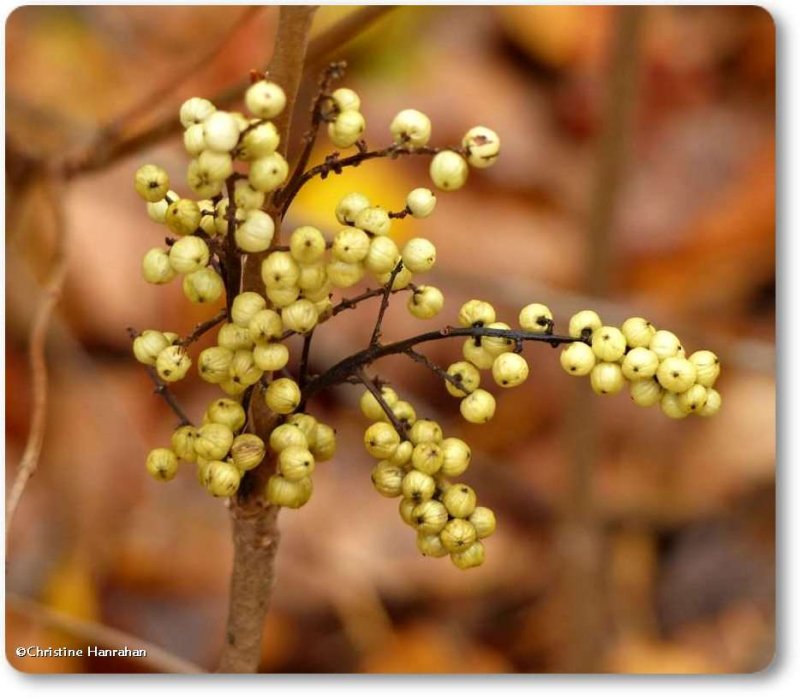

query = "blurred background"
(5, 5), (775, 673)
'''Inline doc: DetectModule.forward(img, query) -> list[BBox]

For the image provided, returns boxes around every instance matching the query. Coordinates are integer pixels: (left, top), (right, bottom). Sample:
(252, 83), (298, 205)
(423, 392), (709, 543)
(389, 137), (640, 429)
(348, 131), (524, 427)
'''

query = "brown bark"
(217, 5), (318, 674)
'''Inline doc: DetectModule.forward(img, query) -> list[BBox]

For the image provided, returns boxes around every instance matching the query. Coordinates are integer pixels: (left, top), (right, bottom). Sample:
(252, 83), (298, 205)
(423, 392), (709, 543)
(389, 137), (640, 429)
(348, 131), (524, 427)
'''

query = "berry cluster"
(361, 387), (495, 570)
(558, 311), (722, 418)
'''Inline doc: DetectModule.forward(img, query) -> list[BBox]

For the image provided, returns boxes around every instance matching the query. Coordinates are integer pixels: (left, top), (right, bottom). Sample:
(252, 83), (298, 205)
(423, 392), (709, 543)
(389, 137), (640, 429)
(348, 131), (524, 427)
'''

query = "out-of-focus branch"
(560, 5), (644, 673)
(7, 593), (203, 674)
(6, 180), (67, 548)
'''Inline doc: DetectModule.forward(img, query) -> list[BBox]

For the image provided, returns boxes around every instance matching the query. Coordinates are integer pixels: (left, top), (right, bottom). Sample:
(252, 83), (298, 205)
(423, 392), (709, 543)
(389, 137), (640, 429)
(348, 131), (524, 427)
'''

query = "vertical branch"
(218, 5), (318, 674)
(370, 261), (403, 346)
(560, 6), (644, 673)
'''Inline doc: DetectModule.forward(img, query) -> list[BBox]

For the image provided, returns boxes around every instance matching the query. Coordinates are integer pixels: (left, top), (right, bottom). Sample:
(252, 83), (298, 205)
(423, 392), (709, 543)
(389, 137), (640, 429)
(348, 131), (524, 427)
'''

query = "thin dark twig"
(388, 207), (411, 220)
(280, 144), (443, 211)
(277, 61), (347, 208)
(179, 309), (227, 346)
(403, 348), (469, 395)
(145, 366), (192, 426)
(298, 329), (315, 388)
(353, 368), (408, 440)
(224, 176), (241, 315)
(370, 261), (404, 346)
(304, 325), (580, 402)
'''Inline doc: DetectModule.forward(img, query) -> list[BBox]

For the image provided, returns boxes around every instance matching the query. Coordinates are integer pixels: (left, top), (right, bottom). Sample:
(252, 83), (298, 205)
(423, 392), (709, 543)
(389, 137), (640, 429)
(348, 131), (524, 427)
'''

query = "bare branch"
(370, 261), (404, 346)
(178, 309), (227, 347)
(403, 348), (469, 395)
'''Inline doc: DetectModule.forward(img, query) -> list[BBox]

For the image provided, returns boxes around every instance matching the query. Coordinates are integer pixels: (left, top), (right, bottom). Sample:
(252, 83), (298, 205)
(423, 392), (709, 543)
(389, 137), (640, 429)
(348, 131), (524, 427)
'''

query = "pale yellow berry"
(699, 388), (722, 417)
(364, 422), (401, 459)
(290, 226), (327, 263)
(331, 87), (360, 112)
(519, 303), (553, 333)
(411, 442), (444, 475)
(568, 310), (603, 339)
(214, 198), (245, 235)
(442, 483), (477, 518)
(228, 350), (264, 385)
(440, 518), (477, 553)
(146, 192), (177, 224)
(417, 532), (449, 558)
(660, 391), (689, 419)
(621, 347), (660, 380)
(462, 338), (496, 370)
(492, 352), (529, 388)
(451, 541), (486, 569)
(281, 299), (318, 334)
(482, 322), (515, 357)
(269, 423), (309, 452)
(411, 500), (449, 535)
(460, 389), (496, 423)
(649, 330), (684, 360)
(590, 362), (625, 395)
(656, 356), (697, 393)
(406, 188), (436, 218)
(266, 474), (313, 509)
(179, 97), (216, 128)
(371, 461), (406, 498)
(591, 326), (627, 362)
(219, 379), (248, 396)
(360, 386), (399, 421)
(182, 267), (224, 303)
(630, 378), (664, 407)
(444, 361), (480, 398)
(166, 199), (202, 236)
(261, 251), (300, 289)
(145, 448), (179, 481)
(168, 427), (196, 464)
(391, 400), (417, 426)
(183, 123), (207, 157)
(264, 378), (301, 415)
(286, 414), (318, 450)
(235, 210), (275, 253)
(198, 346), (234, 384)
(388, 440), (414, 467)
(203, 111), (241, 152)
(297, 263), (328, 293)
(326, 259), (365, 288)
(239, 121), (280, 160)
(311, 423), (336, 462)
(230, 434), (265, 472)
(194, 422), (234, 460)
(440, 437), (471, 477)
(230, 292), (266, 328)
(407, 419), (443, 445)
(335, 192), (371, 226)
(559, 342), (596, 376)
(463, 125), (500, 168)
(429, 150), (469, 191)
(155, 345), (191, 382)
(133, 330), (173, 366)
(204, 398), (246, 432)
(678, 384), (708, 414)
(249, 309), (283, 343)
(458, 300), (496, 327)
(266, 286), (300, 308)
(401, 238), (436, 273)
(332, 227), (371, 263)
(249, 153), (289, 192)
(469, 507), (496, 539)
(376, 265), (414, 290)
(328, 109), (365, 148)
(401, 469), (436, 503)
(134, 164), (170, 203)
(399, 498), (418, 526)
(364, 236), (400, 275)
(204, 461), (241, 497)
(218, 322), (255, 351)
(187, 151), (232, 195)
(169, 235), (209, 274)
(354, 206), (391, 237)
(278, 445), (315, 481)
(408, 285), (444, 320)
(390, 109), (431, 146)
(689, 350), (721, 388)
(621, 317), (656, 348)
(245, 80), (286, 119)
(253, 342), (289, 371)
